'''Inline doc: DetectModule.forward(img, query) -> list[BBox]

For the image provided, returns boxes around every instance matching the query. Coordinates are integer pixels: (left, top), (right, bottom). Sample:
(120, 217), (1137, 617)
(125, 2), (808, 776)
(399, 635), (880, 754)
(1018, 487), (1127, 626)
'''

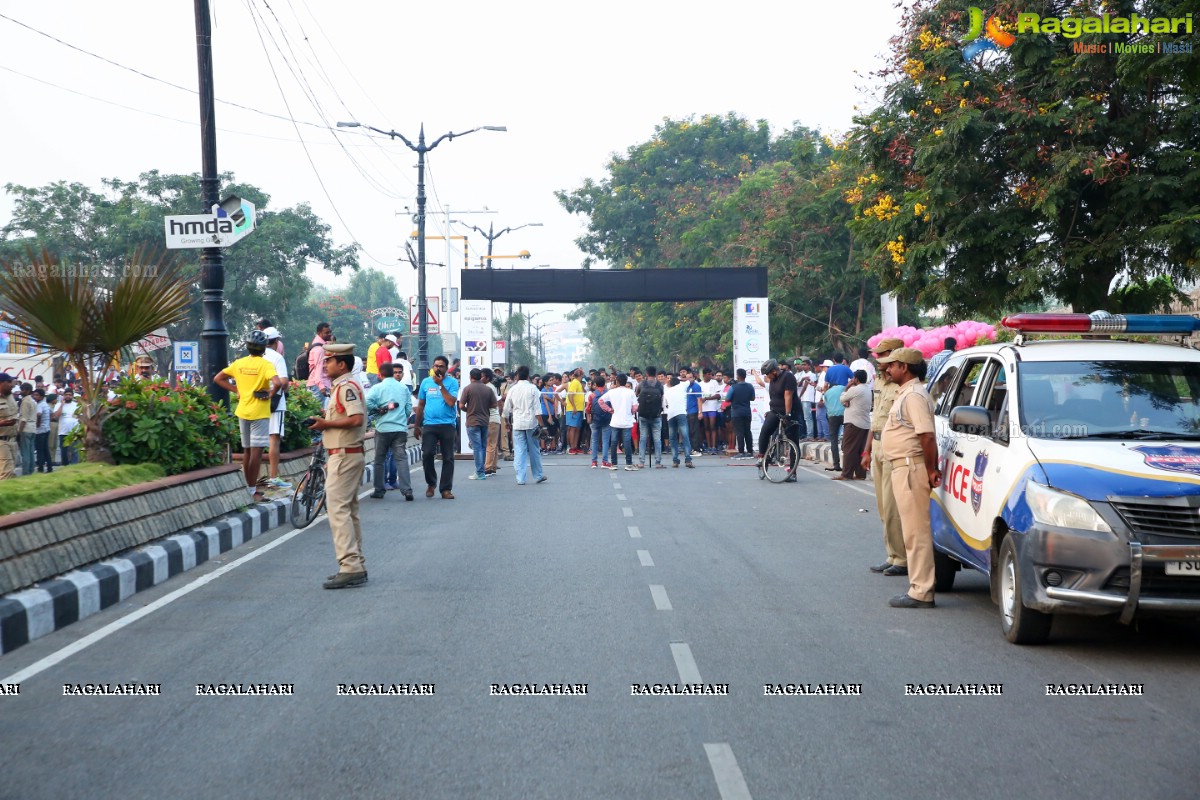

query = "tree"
(845, 0), (1200, 317)
(2, 171), (360, 353)
(0, 249), (193, 463)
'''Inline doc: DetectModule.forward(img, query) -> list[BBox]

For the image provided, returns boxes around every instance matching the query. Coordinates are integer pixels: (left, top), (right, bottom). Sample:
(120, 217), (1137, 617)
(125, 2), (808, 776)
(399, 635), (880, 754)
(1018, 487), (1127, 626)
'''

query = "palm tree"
(0, 249), (193, 463)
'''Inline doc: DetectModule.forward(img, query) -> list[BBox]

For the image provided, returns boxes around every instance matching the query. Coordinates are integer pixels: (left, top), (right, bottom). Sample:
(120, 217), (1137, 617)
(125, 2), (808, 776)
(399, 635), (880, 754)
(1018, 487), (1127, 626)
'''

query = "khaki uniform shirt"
(870, 380), (900, 434)
(0, 395), (18, 440)
(880, 378), (935, 461)
(322, 374), (366, 450)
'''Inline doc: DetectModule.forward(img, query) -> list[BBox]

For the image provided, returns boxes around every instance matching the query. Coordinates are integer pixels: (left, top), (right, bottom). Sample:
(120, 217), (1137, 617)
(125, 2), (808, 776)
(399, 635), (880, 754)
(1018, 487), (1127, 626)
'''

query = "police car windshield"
(1019, 361), (1200, 440)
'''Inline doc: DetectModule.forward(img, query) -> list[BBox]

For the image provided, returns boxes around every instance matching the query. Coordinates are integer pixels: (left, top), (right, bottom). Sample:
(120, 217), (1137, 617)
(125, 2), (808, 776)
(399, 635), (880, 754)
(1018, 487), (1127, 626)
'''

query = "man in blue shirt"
(727, 368), (757, 457)
(825, 353), (854, 387)
(413, 355), (461, 499)
(682, 367), (703, 457)
(366, 362), (413, 501)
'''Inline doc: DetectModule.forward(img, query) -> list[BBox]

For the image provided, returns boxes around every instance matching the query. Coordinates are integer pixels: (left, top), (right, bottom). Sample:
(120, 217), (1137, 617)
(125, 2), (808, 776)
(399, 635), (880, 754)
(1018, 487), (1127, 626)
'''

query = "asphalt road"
(2, 451), (1199, 800)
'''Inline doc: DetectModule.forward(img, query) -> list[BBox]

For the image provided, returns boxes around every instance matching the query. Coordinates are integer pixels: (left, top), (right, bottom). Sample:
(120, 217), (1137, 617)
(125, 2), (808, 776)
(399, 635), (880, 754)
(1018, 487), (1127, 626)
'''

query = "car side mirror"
(950, 406), (991, 435)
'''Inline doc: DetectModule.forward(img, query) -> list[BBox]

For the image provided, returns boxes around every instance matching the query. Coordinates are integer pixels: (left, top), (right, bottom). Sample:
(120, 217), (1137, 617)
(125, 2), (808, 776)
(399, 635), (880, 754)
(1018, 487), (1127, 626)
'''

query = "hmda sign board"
(164, 196), (256, 249)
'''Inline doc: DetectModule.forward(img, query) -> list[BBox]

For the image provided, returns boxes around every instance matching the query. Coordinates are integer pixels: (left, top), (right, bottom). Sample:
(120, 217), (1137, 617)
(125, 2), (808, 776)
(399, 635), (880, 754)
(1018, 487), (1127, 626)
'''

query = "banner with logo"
(733, 297), (770, 439)
(458, 300), (493, 455)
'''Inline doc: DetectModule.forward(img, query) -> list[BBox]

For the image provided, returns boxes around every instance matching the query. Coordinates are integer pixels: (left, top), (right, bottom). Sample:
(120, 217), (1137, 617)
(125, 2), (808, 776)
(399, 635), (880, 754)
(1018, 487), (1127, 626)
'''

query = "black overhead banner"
(460, 267), (768, 304)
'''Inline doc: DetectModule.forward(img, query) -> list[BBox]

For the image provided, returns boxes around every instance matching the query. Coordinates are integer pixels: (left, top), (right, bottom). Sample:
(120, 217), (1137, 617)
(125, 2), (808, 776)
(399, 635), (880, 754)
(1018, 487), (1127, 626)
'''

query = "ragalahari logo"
(962, 6), (1016, 60)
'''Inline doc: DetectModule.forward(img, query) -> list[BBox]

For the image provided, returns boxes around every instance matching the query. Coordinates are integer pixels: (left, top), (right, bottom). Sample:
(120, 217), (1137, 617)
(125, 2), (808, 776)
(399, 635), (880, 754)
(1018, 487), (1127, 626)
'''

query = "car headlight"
(1025, 481), (1111, 532)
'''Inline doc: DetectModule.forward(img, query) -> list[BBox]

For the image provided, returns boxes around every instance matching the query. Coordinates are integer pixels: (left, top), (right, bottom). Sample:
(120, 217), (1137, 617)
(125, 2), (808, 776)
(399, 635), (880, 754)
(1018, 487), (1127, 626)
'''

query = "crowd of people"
(0, 370), (91, 480)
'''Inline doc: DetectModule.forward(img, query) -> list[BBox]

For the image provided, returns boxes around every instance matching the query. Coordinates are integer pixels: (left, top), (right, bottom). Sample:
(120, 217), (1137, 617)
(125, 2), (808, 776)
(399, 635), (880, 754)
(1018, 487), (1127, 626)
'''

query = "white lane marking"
(622, 507), (633, 517)
(637, 550), (654, 567)
(649, 585), (672, 610)
(628, 526), (641, 538)
(1, 486), (374, 686)
(704, 743), (753, 800)
(797, 462), (875, 497)
(670, 642), (702, 683)
(613, 482), (622, 489)
(616, 494), (627, 501)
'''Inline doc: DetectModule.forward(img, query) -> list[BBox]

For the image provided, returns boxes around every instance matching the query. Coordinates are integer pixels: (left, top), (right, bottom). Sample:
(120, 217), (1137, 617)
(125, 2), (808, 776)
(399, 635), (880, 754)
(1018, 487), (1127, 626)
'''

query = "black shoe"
(370, 492), (386, 499)
(784, 474), (798, 483)
(404, 492), (414, 501)
(869, 562), (891, 574)
(889, 593), (934, 608)
(883, 565), (909, 577)
(323, 571), (368, 589)
(536, 476), (548, 484)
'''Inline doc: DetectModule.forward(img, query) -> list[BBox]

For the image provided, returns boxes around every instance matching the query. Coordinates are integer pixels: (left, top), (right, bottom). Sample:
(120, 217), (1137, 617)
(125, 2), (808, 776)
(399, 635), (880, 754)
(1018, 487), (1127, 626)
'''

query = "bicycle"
(290, 442), (327, 528)
(759, 418), (800, 483)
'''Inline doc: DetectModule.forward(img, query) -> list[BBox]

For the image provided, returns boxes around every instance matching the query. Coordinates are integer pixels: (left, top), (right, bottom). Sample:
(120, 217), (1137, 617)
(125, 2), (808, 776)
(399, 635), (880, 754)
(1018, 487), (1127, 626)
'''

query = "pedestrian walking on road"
(414, 355), (460, 499)
(877, 347), (941, 609)
(459, 368), (497, 481)
(504, 365), (547, 485)
(307, 343), (368, 589)
(861, 338), (907, 576)
(366, 362), (413, 500)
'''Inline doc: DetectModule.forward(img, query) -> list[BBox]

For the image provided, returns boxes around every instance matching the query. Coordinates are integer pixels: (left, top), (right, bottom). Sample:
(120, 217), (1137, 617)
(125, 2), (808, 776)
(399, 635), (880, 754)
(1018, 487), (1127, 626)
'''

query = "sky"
(0, 0), (903, 336)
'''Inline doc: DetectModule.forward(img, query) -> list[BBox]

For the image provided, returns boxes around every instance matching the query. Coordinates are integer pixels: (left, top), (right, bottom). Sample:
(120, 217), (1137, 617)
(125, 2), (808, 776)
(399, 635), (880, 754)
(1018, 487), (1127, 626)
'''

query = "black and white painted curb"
(0, 449), (422, 657)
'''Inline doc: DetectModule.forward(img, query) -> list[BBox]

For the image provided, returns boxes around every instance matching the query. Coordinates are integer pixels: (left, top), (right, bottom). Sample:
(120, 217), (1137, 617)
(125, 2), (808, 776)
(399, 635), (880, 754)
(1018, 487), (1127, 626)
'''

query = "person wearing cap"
(260, 326), (292, 490)
(134, 355), (157, 381)
(0, 373), (21, 479)
(213, 330), (280, 502)
(877, 347), (941, 608)
(862, 337), (907, 576)
(309, 342), (368, 588)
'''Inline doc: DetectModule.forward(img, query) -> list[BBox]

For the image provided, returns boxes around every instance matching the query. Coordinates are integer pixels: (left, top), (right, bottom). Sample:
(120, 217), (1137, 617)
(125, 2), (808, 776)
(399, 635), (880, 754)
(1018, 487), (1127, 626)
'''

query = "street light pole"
(336, 120), (505, 374)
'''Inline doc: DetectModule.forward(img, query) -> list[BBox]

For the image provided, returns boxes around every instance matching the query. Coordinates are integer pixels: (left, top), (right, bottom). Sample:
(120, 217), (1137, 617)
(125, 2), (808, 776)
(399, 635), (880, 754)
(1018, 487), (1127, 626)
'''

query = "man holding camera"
(306, 342), (368, 589)
(213, 331), (280, 502)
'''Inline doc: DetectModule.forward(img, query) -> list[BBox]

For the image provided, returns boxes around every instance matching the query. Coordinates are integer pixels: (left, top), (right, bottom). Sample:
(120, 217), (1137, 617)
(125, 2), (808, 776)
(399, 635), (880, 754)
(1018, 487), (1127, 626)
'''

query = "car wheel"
(934, 548), (959, 593)
(998, 535), (1053, 644)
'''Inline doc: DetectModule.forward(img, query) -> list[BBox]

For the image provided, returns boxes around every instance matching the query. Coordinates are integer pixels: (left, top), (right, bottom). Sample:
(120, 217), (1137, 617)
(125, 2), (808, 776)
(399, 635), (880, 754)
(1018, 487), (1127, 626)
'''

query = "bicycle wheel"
(762, 437), (799, 483)
(290, 467), (326, 528)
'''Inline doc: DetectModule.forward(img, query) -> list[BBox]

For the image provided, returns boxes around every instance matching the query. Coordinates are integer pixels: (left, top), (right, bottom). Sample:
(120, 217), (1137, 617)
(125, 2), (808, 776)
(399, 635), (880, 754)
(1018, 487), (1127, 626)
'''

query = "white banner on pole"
(458, 299), (493, 455)
(733, 297), (770, 440)
(881, 293), (898, 330)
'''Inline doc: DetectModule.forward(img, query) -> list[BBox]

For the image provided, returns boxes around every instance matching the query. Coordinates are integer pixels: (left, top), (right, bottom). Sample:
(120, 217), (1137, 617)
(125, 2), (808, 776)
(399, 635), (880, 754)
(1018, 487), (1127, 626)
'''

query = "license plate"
(1165, 561), (1200, 576)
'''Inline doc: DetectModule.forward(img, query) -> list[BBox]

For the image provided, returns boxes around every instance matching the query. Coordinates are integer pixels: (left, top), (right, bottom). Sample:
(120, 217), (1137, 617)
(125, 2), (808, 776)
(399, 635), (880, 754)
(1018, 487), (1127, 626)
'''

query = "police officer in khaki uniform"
(134, 355), (156, 381)
(0, 373), (21, 480)
(860, 338), (906, 576)
(307, 343), (369, 589)
(877, 347), (941, 608)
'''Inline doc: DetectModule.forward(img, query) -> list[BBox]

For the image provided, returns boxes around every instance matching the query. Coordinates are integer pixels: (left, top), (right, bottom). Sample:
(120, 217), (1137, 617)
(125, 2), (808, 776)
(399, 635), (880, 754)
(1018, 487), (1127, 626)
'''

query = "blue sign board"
(174, 341), (200, 372)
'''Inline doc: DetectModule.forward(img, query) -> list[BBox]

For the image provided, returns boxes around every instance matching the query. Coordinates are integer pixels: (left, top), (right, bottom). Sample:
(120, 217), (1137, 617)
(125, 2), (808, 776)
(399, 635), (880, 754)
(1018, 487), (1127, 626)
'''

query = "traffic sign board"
(409, 296), (440, 334)
(174, 340), (200, 372)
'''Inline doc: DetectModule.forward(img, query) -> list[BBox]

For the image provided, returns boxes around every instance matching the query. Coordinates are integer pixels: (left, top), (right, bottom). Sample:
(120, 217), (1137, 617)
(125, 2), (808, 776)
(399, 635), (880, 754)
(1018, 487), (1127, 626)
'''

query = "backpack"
(588, 390), (612, 427)
(637, 381), (663, 419)
(294, 349), (312, 381)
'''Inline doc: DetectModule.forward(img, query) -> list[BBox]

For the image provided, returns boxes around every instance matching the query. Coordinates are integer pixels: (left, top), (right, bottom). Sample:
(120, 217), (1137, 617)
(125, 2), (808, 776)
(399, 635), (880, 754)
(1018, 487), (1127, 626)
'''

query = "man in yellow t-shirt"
(365, 333), (385, 387)
(213, 330), (281, 502)
(564, 368), (586, 454)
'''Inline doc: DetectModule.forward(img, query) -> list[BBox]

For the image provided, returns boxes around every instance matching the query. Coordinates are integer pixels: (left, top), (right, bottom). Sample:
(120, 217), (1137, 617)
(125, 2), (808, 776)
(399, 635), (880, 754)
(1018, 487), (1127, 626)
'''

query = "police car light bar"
(1001, 312), (1200, 335)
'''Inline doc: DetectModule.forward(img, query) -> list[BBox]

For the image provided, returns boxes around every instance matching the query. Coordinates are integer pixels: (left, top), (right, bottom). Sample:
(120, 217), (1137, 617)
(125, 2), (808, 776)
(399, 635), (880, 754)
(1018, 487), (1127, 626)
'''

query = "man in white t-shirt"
(796, 359), (819, 441)
(261, 327), (291, 488)
(699, 367), (722, 454)
(599, 373), (638, 471)
(849, 346), (877, 398)
(52, 387), (81, 465)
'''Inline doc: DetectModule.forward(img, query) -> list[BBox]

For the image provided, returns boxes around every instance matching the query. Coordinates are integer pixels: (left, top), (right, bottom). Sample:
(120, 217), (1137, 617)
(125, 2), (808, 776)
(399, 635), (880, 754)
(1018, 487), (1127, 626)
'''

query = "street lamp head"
(336, 121), (360, 128)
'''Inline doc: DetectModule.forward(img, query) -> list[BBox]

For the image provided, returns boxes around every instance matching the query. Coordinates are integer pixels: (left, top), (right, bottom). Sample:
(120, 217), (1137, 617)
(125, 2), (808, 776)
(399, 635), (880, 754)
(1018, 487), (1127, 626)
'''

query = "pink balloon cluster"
(867, 321), (998, 359)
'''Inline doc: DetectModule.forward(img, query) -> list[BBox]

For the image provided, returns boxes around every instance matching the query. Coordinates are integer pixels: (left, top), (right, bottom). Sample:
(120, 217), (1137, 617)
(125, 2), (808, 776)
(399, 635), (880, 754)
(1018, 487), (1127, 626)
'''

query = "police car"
(929, 313), (1200, 643)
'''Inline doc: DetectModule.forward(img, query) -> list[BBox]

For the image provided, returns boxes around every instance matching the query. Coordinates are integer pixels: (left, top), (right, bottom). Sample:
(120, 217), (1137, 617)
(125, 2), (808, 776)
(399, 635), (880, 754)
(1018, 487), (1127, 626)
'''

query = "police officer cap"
(873, 337), (904, 353)
(876, 347), (924, 365)
(134, 355), (154, 367)
(324, 343), (355, 356)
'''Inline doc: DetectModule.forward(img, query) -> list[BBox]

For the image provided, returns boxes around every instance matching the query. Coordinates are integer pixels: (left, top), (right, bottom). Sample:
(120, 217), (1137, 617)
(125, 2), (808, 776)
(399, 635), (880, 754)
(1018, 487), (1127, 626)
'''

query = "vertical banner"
(458, 299), (493, 454)
(733, 297), (770, 440)
(881, 292), (898, 330)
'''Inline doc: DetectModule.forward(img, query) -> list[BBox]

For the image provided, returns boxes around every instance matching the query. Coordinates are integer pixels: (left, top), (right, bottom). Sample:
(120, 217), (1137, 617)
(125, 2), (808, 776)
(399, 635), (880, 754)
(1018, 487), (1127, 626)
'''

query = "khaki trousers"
(891, 462), (934, 602)
(326, 451), (365, 573)
(872, 451), (906, 566)
(485, 421), (500, 472)
(0, 438), (17, 480)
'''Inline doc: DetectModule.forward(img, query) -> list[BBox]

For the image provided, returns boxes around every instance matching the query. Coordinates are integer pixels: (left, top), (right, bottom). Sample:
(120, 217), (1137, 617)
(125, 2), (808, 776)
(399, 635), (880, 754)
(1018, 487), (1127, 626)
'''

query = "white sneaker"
(624, 465), (638, 471)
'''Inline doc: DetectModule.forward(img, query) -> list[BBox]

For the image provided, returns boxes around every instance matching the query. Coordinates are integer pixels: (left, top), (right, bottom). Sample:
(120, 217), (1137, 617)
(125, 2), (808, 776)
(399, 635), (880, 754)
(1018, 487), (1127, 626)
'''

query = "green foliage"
(0, 461), (166, 516)
(281, 384), (324, 453)
(846, 0), (1200, 316)
(102, 377), (239, 475)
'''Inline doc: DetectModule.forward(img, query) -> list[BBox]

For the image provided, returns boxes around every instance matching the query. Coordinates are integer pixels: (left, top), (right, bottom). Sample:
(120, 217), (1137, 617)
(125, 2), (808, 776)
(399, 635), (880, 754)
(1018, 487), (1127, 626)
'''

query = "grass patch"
(0, 462), (167, 516)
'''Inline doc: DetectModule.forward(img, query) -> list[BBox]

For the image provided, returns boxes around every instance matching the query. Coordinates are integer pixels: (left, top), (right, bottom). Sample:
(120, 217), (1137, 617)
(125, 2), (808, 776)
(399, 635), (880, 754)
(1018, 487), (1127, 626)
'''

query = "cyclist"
(758, 359), (800, 483)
